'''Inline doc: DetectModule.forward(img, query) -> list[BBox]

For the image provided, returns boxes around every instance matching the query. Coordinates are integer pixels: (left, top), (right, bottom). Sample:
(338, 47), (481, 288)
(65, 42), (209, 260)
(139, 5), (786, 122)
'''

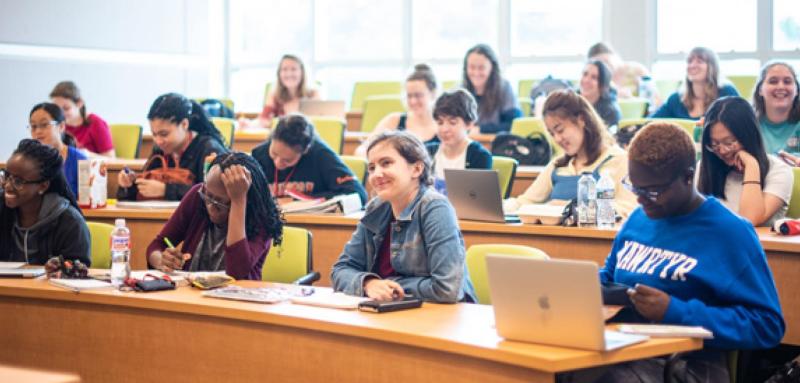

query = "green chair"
(350, 81), (403, 112)
(727, 75), (757, 99)
(492, 156), (518, 199)
(310, 117), (346, 154)
(211, 117), (236, 148)
(787, 168), (800, 218)
(262, 226), (320, 285)
(109, 124), (143, 159)
(466, 244), (549, 304)
(360, 95), (405, 133)
(618, 98), (649, 120)
(263, 82), (273, 107)
(518, 97), (532, 117)
(618, 118), (699, 142)
(510, 117), (561, 157)
(655, 79), (681, 99)
(442, 80), (459, 90)
(518, 79), (538, 99)
(662, 118), (698, 140)
(341, 155), (368, 185)
(86, 221), (114, 269)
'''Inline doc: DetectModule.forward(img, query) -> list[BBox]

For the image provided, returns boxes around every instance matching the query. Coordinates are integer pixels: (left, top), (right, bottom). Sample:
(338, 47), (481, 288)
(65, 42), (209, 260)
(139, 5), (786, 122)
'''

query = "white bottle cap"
(115, 218), (126, 227)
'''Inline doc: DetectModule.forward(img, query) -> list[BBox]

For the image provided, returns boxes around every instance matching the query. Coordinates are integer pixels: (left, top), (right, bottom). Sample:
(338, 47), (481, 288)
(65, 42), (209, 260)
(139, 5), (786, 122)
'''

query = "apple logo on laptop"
(469, 190), (478, 200)
(538, 295), (550, 310)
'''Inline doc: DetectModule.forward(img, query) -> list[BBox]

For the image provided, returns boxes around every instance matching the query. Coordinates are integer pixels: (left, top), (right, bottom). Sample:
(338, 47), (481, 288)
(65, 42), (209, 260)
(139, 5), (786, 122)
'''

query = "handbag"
(137, 154), (195, 200)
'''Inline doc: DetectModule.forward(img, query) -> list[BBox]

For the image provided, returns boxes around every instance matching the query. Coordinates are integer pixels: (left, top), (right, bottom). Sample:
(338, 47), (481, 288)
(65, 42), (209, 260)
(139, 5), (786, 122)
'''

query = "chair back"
(492, 156), (518, 198)
(262, 226), (318, 284)
(519, 97), (532, 117)
(310, 117), (346, 154)
(618, 98), (649, 120)
(350, 81), (402, 112)
(110, 124), (143, 159)
(360, 96), (405, 133)
(727, 75), (757, 98)
(510, 117), (561, 157)
(87, 221), (115, 269)
(341, 155), (368, 185)
(466, 244), (549, 304)
(518, 79), (538, 98)
(788, 167), (800, 218)
(211, 117), (237, 148)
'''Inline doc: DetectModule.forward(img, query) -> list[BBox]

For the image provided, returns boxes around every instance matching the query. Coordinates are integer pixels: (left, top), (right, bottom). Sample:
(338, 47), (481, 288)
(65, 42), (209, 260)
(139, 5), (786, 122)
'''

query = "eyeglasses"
(26, 121), (58, 131)
(198, 184), (230, 211)
(621, 175), (676, 202)
(0, 170), (45, 190)
(705, 139), (739, 153)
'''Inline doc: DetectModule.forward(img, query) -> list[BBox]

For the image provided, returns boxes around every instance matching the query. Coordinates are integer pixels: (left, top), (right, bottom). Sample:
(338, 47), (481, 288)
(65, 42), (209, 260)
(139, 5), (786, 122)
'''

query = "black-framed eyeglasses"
(198, 184), (231, 211)
(0, 170), (45, 190)
(621, 174), (677, 202)
(26, 121), (58, 131)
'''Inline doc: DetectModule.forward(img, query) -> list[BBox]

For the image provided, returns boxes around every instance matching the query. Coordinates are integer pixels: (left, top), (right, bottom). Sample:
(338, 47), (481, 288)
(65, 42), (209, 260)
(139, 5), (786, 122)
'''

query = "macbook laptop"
(299, 100), (346, 118)
(0, 267), (45, 278)
(444, 169), (519, 223)
(485, 255), (648, 351)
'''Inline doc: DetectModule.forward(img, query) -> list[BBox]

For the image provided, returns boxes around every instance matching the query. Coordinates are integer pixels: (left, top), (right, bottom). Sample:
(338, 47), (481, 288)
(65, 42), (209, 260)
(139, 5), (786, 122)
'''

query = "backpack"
(201, 99), (234, 118)
(529, 76), (573, 101)
(491, 133), (551, 166)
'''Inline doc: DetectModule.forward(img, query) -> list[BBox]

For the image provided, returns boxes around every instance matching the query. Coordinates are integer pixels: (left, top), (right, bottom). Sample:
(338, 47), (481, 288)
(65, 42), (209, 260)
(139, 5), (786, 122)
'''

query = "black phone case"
(358, 297), (423, 313)
(134, 279), (176, 292)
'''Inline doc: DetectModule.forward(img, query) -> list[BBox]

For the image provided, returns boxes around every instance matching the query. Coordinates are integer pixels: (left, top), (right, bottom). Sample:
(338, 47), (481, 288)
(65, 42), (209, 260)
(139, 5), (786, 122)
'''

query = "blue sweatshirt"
(651, 84), (739, 119)
(600, 197), (784, 350)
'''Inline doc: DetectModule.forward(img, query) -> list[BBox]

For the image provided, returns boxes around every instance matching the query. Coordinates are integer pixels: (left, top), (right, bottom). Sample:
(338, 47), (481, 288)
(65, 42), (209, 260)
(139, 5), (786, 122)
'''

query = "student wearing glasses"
(504, 89), (637, 218)
(0, 139), (90, 266)
(559, 122), (784, 382)
(117, 93), (229, 201)
(697, 97), (793, 227)
(27, 102), (87, 197)
(145, 152), (283, 280)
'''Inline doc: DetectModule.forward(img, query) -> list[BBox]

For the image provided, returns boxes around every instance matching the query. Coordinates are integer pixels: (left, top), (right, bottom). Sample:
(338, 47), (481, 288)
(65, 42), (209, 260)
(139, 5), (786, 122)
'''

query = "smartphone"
(358, 296), (423, 313)
(601, 282), (633, 307)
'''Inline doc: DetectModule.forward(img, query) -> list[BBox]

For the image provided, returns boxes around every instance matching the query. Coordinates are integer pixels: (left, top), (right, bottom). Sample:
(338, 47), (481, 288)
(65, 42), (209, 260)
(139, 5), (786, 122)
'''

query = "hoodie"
(0, 193), (91, 266)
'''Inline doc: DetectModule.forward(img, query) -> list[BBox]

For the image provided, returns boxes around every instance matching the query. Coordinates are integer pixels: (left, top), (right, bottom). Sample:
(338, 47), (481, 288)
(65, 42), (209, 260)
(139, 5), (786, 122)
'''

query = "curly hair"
(628, 122), (695, 177)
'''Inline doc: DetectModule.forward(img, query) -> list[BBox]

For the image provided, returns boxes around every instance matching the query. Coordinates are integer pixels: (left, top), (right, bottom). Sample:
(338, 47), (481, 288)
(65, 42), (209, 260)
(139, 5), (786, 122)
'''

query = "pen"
(163, 237), (175, 249)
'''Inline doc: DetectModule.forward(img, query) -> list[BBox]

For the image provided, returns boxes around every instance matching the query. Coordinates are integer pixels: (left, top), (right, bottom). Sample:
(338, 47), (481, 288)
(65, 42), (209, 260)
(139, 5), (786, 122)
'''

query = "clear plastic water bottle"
(577, 172), (597, 227)
(638, 75), (655, 115)
(596, 170), (616, 229)
(110, 218), (131, 287)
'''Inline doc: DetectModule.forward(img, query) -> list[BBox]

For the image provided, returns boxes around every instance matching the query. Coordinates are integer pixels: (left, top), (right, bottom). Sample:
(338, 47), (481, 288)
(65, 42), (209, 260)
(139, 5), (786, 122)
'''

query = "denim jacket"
(331, 186), (476, 303)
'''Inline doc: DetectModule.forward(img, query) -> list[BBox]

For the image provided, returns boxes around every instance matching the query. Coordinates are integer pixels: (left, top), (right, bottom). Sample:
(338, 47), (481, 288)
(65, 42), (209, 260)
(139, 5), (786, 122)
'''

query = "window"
(229, 0), (313, 64)
(510, 0), (601, 57)
(774, 0), (800, 51)
(656, 0), (757, 53)
(412, 0), (498, 60)
(315, 0), (403, 61)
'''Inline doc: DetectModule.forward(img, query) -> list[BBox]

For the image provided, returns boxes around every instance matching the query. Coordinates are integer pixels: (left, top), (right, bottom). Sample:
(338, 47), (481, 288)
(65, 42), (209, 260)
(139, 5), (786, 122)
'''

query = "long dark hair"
(9, 139), (79, 209)
(272, 114), (315, 153)
(752, 61), (800, 124)
(543, 89), (610, 168)
(147, 93), (226, 146)
(208, 152), (283, 244)
(462, 44), (503, 121)
(587, 59), (614, 102)
(29, 103), (77, 147)
(698, 96), (770, 199)
(681, 47), (722, 113)
(49, 81), (88, 126)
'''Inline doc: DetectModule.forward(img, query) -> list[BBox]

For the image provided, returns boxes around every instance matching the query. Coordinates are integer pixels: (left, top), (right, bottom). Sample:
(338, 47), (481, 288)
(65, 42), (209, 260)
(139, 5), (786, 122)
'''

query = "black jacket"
(252, 136), (368, 204)
(0, 193), (91, 266)
(426, 140), (493, 170)
(118, 134), (228, 201)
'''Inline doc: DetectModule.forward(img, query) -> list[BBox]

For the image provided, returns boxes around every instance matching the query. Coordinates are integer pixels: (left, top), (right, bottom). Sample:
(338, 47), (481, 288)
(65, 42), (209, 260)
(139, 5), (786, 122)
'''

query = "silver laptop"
(485, 255), (648, 351)
(444, 169), (519, 223)
(0, 267), (45, 278)
(299, 100), (346, 118)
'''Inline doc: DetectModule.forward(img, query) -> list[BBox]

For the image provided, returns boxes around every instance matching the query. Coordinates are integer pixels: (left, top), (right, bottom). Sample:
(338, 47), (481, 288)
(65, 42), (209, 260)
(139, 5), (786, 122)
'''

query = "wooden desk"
(0, 279), (701, 383)
(512, 165), (543, 197)
(0, 365), (80, 383)
(346, 111), (362, 132)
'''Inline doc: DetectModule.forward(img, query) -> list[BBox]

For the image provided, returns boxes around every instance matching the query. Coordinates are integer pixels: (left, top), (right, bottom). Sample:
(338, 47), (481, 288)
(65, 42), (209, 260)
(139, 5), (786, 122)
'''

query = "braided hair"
(147, 93), (226, 146)
(209, 152), (283, 245)
(11, 139), (79, 210)
(29, 102), (78, 147)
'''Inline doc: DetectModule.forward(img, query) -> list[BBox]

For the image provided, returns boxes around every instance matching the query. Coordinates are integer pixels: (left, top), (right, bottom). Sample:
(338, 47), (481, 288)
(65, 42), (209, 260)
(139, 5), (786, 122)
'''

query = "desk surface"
(0, 278), (700, 382)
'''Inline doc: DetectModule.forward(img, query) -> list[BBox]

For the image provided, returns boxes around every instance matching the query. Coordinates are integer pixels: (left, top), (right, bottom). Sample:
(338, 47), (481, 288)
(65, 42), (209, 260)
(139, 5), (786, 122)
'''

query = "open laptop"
(485, 255), (648, 351)
(444, 169), (519, 223)
(299, 100), (346, 119)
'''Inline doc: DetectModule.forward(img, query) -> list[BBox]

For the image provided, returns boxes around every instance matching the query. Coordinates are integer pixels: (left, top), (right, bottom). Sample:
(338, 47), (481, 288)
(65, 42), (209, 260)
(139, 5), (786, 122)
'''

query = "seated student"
(0, 139), (90, 266)
(425, 89), (493, 193)
(587, 42), (650, 100)
(504, 89), (637, 217)
(50, 81), (115, 157)
(117, 93), (229, 201)
(578, 60), (622, 128)
(560, 122), (784, 382)
(240, 54), (320, 129)
(147, 152), (283, 280)
(331, 131), (476, 303)
(356, 64), (439, 156)
(28, 103), (86, 197)
(651, 47), (739, 119)
(751, 61), (800, 158)
(697, 97), (793, 227)
(461, 44), (522, 134)
(145, 152), (282, 280)
(252, 114), (367, 204)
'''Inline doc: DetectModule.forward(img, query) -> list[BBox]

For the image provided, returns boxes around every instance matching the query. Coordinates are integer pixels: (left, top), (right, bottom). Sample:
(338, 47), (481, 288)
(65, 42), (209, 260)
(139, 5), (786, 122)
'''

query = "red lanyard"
(273, 165), (298, 197)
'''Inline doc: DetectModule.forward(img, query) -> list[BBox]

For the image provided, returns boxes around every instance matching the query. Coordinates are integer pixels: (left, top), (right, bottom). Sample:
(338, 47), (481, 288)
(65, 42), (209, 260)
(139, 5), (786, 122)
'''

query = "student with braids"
(0, 139), (90, 266)
(117, 93), (229, 201)
(50, 81), (115, 157)
(145, 152), (283, 280)
(27, 102), (87, 197)
(559, 122), (784, 382)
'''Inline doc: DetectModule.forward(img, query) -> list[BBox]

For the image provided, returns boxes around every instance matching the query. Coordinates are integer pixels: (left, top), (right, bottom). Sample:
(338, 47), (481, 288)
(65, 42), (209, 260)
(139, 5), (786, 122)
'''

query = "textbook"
(618, 324), (714, 339)
(49, 278), (114, 292)
(281, 193), (362, 215)
(0, 262), (26, 269)
(116, 200), (181, 209)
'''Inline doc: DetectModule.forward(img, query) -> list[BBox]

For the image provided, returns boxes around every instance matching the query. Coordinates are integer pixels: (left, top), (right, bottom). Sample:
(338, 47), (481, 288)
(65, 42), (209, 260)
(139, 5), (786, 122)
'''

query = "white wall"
(0, 0), (222, 159)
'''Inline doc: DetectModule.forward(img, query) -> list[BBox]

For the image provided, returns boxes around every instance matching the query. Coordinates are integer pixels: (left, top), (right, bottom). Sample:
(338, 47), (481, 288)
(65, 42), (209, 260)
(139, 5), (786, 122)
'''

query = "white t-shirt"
(433, 144), (469, 180)
(719, 155), (793, 227)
